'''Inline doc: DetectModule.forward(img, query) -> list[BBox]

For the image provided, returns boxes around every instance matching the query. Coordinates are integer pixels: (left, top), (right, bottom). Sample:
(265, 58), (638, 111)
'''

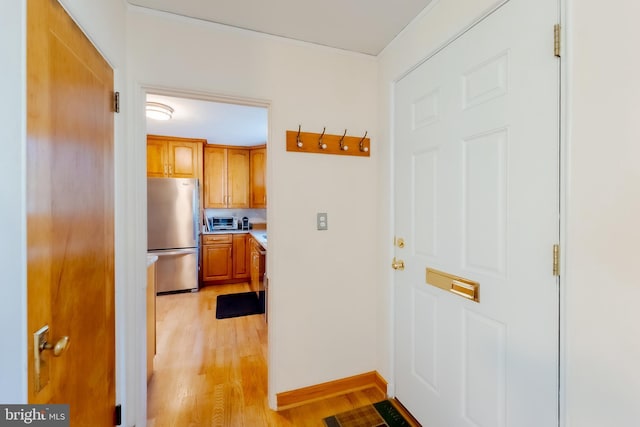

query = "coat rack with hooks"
(286, 126), (370, 157)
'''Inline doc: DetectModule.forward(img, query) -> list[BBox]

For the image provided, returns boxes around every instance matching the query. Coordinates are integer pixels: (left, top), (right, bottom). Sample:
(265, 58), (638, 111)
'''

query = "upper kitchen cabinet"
(250, 146), (266, 208)
(204, 146), (250, 208)
(147, 135), (204, 179)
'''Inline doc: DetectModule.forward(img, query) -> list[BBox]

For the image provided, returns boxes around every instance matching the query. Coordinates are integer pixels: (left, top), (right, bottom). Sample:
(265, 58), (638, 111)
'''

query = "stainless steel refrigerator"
(147, 178), (199, 293)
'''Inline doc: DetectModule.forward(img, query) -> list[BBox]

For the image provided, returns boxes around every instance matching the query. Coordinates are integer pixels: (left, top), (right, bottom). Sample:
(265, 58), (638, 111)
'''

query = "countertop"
(249, 230), (267, 250)
(146, 254), (158, 267)
(202, 229), (251, 235)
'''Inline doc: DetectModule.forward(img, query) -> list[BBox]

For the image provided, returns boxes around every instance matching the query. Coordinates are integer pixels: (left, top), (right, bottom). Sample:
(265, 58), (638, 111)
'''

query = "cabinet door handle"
(168, 165), (173, 176)
(163, 164), (168, 176)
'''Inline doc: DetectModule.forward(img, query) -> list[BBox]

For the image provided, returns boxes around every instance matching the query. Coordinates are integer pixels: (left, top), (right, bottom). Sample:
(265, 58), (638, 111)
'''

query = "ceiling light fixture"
(146, 102), (174, 121)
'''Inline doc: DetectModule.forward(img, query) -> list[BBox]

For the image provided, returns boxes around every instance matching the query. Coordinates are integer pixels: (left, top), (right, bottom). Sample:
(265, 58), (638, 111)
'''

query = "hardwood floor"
(147, 283), (386, 426)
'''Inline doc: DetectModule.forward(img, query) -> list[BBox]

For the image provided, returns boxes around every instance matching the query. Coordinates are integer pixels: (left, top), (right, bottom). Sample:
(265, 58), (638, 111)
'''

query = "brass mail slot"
(426, 268), (480, 302)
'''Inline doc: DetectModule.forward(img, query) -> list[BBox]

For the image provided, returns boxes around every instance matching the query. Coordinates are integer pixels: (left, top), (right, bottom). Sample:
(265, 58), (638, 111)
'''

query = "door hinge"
(113, 91), (120, 113)
(554, 24), (561, 57)
(553, 244), (560, 276)
(114, 404), (122, 426)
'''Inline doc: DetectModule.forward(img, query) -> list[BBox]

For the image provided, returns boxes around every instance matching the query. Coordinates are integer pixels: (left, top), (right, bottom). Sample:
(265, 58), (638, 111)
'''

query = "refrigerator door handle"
(193, 214), (198, 242)
(192, 183), (199, 242)
(149, 248), (198, 257)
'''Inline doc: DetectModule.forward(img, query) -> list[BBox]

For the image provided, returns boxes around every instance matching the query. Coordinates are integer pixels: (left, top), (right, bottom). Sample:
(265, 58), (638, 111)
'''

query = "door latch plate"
(33, 325), (51, 392)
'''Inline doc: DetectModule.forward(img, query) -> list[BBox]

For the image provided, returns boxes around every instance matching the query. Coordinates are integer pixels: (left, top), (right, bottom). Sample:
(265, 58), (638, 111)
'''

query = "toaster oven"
(208, 216), (238, 231)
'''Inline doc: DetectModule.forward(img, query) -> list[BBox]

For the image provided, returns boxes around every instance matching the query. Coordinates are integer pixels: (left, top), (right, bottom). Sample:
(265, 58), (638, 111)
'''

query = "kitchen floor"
(147, 283), (386, 426)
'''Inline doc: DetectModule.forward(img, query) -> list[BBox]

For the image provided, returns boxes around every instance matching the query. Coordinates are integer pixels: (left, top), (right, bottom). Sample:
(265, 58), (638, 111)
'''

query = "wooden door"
(250, 147), (266, 208)
(203, 146), (227, 208)
(227, 149), (250, 208)
(27, 0), (115, 425)
(393, 0), (560, 425)
(147, 138), (167, 177)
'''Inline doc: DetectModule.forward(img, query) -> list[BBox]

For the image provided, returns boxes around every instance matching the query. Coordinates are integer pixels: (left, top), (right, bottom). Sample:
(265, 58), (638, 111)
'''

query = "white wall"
(564, 1), (640, 425)
(126, 7), (379, 405)
(0, 0), (27, 404)
(376, 0), (501, 393)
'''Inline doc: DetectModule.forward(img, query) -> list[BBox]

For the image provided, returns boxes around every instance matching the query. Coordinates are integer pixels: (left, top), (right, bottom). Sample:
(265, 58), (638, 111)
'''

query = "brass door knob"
(392, 257), (405, 271)
(40, 336), (70, 357)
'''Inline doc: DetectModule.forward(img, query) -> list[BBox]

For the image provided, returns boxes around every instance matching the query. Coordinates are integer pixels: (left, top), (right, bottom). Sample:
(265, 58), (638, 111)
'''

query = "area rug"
(323, 400), (412, 427)
(215, 291), (265, 319)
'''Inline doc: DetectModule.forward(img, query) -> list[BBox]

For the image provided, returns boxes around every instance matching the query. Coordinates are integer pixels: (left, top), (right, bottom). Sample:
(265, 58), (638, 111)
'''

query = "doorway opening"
(141, 89), (271, 423)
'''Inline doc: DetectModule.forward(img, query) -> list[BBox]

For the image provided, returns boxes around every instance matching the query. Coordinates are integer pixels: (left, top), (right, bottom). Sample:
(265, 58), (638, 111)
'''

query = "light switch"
(317, 212), (328, 230)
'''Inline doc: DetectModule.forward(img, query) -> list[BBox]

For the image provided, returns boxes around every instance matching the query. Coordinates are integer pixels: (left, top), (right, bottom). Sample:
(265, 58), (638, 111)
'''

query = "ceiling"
(146, 94), (268, 147)
(128, 0), (433, 56)
(141, 1), (434, 145)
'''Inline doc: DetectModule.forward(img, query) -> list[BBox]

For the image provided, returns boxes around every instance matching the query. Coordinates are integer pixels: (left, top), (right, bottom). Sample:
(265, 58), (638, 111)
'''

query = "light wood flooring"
(147, 283), (386, 426)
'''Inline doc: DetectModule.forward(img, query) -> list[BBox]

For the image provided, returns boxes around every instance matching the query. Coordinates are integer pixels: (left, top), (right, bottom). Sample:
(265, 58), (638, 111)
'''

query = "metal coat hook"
(296, 125), (303, 148)
(318, 127), (327, 150)
(339, 129), (349, 151)
(359, 131), (369, 152)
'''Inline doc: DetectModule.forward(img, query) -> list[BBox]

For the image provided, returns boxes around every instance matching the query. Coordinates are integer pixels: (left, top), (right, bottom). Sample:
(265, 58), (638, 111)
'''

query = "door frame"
(387, 0), (567, 424)
(129, 83), (273, 418)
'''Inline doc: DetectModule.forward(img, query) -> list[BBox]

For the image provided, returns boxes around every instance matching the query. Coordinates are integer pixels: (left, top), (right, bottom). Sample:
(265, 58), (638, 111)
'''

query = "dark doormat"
(216, 291), (265, 319)
(323, 400), (413, 427)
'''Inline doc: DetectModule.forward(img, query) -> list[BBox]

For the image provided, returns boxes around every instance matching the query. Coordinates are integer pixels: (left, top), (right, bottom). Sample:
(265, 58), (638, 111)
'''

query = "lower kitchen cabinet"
(232, 234), (250, 279)
(202, 234), (232, 282)
(250, 236), (266, 295)
(202, 233), (251, 284)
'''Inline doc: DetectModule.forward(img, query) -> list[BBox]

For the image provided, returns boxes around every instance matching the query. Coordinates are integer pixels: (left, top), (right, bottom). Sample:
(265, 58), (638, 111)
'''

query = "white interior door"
(393, 0), (560, 426)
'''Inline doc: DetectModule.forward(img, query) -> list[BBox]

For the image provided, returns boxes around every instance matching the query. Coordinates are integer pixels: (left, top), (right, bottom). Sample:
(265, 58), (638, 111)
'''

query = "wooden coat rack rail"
(286, 127), (370, 157)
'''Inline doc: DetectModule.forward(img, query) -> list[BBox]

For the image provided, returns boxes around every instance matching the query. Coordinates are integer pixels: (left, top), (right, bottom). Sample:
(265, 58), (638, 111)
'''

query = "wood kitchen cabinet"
(250, 146), (266, 208)
(202, 234), (233, 281)
(146, 135), (204, 179)
(202, 233), (251, 284)
(232, 234), (250, 279)
(203, 146), (250, 208)
(250, 236), (266, 295)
